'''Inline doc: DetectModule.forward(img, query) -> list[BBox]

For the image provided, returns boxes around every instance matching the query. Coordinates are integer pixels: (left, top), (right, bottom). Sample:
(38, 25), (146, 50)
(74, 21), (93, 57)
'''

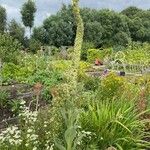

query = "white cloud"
(1, 3), (19, 14)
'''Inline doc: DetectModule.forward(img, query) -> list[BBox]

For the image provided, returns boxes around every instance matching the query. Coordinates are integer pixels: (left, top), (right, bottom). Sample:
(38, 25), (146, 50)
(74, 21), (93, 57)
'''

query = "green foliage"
(113, 31), (132, 47)
(0, 90), (9, 108)
(1, 62), (33, 84)
(0, 33), (22, 63)
(0, 5), (6, 33)
(8, 99), (23, 115)
(83, 76), (100, 91)
(80, 98), (148, 149)
(1, 63), (19, 83)
(97, 73), (126, 100)
(8, 19), (25, 44)
(87, 49), (102, 62)
(55, 109), (83, 150)
(41, 87), (52, 103)
(78, 61), (91, 81)
(125, 43), (150, 64)
(84, 21), (103, 47)
(43, 12), (75, 47)
(27, 69), (63, 87)
(21, 0), (36, 32)
(87, 48), (111, 62)
(81, 42), (96, 61)
(29, 38), (41, 53)
(50, 46), (60, 56)
(30, 5), (149, 48)
(121, 6), (143, 18)
(32, 26), (49, 45)
(51, 60), (72, 72)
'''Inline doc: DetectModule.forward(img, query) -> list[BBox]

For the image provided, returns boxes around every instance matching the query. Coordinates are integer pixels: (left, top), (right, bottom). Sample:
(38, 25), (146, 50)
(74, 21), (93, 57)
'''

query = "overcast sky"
(0, 0), (150, 27)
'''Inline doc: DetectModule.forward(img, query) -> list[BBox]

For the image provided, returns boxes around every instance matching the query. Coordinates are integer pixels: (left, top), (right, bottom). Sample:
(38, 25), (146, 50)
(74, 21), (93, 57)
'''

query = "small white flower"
(33, 147), (37, 150)
(27, 129), (33, 133)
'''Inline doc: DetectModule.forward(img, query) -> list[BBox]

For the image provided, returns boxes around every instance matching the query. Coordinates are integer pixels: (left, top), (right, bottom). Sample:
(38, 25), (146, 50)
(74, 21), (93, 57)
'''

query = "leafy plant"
(29, 38), (41, 53)
(0, 33), (22, 63)
(41, 87), (52, 103)
(97, 72), (126, 100)
(27, 69), (63, 86)
(8, 99), (25, 115)
(80, 98), (150, 149)
(0, 90), (9, 108)
(55, 108), (84, 150)
(87, 48), (112, 63)
(83, 76), (100, 91)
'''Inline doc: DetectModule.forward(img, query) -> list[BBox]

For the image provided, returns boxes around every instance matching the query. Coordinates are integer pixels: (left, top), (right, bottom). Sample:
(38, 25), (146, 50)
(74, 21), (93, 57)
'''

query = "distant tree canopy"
(0, 5), (7, 33)
(21, 0), (37, 35)
(32, 5), (150, 48)
(8, 19), (25, 44)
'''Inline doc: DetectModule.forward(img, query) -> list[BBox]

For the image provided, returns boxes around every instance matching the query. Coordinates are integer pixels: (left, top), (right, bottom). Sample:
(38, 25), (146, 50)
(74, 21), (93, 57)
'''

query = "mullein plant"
(64, 0), (84, 96)
(54, 108), (86, 150)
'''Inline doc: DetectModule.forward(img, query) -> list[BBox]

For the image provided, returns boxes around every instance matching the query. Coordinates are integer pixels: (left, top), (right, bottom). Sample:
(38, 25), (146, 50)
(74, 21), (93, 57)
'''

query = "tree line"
(0, 0), (150, 51)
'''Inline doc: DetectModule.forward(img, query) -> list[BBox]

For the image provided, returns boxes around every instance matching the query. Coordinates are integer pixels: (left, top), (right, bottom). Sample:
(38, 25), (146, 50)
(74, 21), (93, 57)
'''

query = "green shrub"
(0, 33), (22, 63)
(27, 69), (63, 86)
(1, 63), (19, 84)
(1, 62), (33, 84)
(51, 60), (72, 72)
(87, 49), (102, 62)
(112, 31), (131, 47)
(80, 98), (149, 149)
(78, 61), (91, 81)
(41, 87), (52, 103)
(29, 38), (41, 53)
(50, 46), (60, 56)
(87, 48), (112, 63)
(81, 42), (96, 61)
(97, 72), (126, 100)
(83, 76), (100, 91)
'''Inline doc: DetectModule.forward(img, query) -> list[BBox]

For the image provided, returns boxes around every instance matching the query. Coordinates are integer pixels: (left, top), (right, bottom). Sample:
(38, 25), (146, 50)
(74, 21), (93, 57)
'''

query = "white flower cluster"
(25, 127), (39, 149)
(0, 99), (55, 150)
(19, 107), (38, 124)
(0, 126), (22, 146)
(0, 100), (39, 149)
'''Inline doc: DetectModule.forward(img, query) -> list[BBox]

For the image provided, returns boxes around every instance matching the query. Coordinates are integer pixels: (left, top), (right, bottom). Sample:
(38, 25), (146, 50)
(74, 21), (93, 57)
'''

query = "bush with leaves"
(87, 48), (112, 63)
(29, 38), (41, 53)
(27, 69), (63, 87)
(97, 72), (126, 100)
(1, 62), (33, 84)
(0, 33), (22, 63)
(83, 76), (100, 91)
(81, 42), (96, 61)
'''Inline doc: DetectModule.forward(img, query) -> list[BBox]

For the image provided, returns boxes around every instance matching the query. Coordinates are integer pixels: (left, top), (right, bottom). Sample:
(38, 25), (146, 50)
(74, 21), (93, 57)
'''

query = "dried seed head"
(33, 82), (42, 96)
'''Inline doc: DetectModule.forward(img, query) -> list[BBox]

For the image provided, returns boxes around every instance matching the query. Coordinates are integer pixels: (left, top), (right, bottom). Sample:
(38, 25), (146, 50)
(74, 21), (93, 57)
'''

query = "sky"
(0, 0), (150, 27)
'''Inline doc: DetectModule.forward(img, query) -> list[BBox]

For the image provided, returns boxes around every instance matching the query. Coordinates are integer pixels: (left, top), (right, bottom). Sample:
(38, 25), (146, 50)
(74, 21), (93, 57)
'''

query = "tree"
(0, 5), (7, 33)
(32, 26), (49, 45)
(113, 31), (131, 47)
(121, 6), (143, 18)
(44, 15), (75, 47)
(43, 4), (75, 47)
(21, 0), (36, 36)
(84, 21), (103, 47)
(29, 38), (41, 53)
(8, 19), (25, 44)
(0, 33), (22, 63)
